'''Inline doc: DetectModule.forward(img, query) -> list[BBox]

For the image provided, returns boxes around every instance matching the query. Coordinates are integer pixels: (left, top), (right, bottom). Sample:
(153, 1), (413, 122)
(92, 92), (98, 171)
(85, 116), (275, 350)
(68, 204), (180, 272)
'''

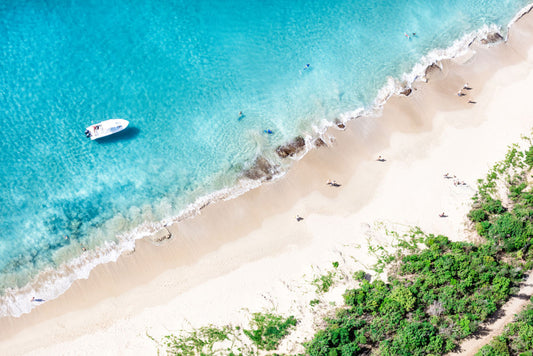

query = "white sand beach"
(3, 12), (533, 356)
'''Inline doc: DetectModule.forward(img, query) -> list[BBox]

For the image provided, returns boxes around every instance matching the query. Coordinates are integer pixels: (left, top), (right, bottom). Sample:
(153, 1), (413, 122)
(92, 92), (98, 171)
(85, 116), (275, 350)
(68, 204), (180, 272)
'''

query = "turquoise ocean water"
(0, 0), (531, 316)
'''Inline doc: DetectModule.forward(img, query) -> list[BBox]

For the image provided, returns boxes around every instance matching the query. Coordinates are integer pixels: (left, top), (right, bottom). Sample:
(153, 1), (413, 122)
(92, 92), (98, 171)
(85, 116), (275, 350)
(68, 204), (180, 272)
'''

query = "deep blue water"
(0, 0), (531, 316)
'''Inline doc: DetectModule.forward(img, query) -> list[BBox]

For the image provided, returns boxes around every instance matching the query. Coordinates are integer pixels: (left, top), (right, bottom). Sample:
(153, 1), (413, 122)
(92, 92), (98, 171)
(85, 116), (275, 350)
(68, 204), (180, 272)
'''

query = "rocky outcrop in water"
(481, 32), (504, 44)
(400, 88), (412, 96)
(333, 119), (346, 130)
(275, 136), (306, 158)
(243, 156), (277, 180)
(313, 137), (327, 148)
(424, 63), (441, 81)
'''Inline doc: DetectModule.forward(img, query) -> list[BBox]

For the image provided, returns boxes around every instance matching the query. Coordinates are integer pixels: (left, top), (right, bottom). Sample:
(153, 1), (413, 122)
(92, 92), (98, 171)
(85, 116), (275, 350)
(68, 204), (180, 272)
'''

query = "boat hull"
(85, 119), (129, 140)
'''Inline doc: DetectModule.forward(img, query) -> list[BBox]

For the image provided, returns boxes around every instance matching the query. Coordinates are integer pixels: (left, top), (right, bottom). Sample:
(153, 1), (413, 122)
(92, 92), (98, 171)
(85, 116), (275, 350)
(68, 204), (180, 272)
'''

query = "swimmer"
(300, 64), (311, 74)
(404, 33), (410, 39)
(238, 111), (245, 121)
(264, 129), (273, 134)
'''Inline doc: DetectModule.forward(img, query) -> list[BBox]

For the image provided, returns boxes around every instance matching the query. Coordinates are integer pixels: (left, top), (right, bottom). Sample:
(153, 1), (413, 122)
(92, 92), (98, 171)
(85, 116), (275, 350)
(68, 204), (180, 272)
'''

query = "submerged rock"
(275, 136), (306, 158)
(481, 32), (504, 44)
(313, 137), (327, 148)
(424, 63), (441, 81)
(400, 88), (412, 96)
(150, 227), (171, 243)
(243, 156), (277, 180)
(334, 119), (346, 130)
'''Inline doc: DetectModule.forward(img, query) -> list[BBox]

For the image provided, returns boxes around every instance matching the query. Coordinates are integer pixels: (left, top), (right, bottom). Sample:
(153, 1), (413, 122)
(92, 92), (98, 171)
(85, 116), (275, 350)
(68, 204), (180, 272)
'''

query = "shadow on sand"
(95, 127), (140, 144)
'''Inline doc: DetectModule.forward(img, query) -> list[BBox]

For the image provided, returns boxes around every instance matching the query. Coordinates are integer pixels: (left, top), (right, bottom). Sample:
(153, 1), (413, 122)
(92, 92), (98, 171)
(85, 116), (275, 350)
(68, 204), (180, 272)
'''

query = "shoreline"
(3, 9), (533, 355)
(2, 5), (529, 320)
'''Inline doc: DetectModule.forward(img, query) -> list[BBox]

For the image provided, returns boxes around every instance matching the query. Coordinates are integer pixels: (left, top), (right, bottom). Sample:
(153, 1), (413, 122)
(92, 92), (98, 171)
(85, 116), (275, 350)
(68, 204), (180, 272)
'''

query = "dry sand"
(3, 12), (533, 356)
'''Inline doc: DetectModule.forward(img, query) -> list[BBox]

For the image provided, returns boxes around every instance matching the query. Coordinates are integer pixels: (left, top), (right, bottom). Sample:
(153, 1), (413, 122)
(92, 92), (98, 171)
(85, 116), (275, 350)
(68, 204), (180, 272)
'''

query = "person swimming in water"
(264, 129), (273, 134)
(238, 111), (245, 121)
(300, 64), (311, 74)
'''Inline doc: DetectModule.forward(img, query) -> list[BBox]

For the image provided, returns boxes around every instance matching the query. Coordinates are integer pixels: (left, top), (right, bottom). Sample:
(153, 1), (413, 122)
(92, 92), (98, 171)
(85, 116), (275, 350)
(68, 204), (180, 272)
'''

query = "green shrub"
(525, 145), (533, 167)
(313, 271), (335, 293)
(380, 322), (439, 356)
(482, 198), (506, 215)
(353, 270), (366, 281)
(243, 313), (297, 351)
(158, 325), (232, 355)
(488, 213), (528, 251)
(469, 208), (489, 222)
(306, 235), (522, 355)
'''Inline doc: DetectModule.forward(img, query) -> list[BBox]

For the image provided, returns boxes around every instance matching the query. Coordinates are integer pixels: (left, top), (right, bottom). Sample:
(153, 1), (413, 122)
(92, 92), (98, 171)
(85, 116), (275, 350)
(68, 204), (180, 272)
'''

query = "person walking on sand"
(296, 215), (304, 222)
(31, 297), (45, 302)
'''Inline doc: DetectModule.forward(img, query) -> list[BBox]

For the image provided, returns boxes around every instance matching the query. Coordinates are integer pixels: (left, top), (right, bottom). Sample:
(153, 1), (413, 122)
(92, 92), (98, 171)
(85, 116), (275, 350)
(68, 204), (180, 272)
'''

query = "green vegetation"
(153, 312), (296, 355)
(305, 234), (523, 355)
(305, 138), (533, 355)
(476, 297), (533, 356)
(352, 270), (367, 282)
(468, 143), (533, 267)
(312, 262), (342, 294)
(156, 135), (533, 355)
(243, 312), (297, 351)
(310, 299), (321, 307)
(158, 325), (235, 356)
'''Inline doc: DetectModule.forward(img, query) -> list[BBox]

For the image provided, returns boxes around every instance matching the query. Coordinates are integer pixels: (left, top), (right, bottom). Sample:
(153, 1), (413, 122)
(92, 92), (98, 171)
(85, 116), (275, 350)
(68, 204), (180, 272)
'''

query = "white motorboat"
(85, 119), (129, 140)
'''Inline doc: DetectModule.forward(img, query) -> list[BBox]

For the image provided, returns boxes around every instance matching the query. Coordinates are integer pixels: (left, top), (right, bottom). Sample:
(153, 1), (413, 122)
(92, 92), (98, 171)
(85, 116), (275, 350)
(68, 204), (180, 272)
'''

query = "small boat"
(85, 119), (129, 140)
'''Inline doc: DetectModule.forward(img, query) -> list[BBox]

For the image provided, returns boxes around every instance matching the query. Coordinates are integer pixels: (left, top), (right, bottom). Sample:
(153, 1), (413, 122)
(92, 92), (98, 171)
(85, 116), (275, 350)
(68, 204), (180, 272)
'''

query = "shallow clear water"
(0, 0), (531, 315)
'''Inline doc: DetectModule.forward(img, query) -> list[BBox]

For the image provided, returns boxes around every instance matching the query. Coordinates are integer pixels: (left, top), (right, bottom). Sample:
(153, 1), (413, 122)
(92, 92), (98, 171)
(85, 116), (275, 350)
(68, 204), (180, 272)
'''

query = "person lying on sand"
(326, 180), (341, 187)
(468, 100), (476, 104)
